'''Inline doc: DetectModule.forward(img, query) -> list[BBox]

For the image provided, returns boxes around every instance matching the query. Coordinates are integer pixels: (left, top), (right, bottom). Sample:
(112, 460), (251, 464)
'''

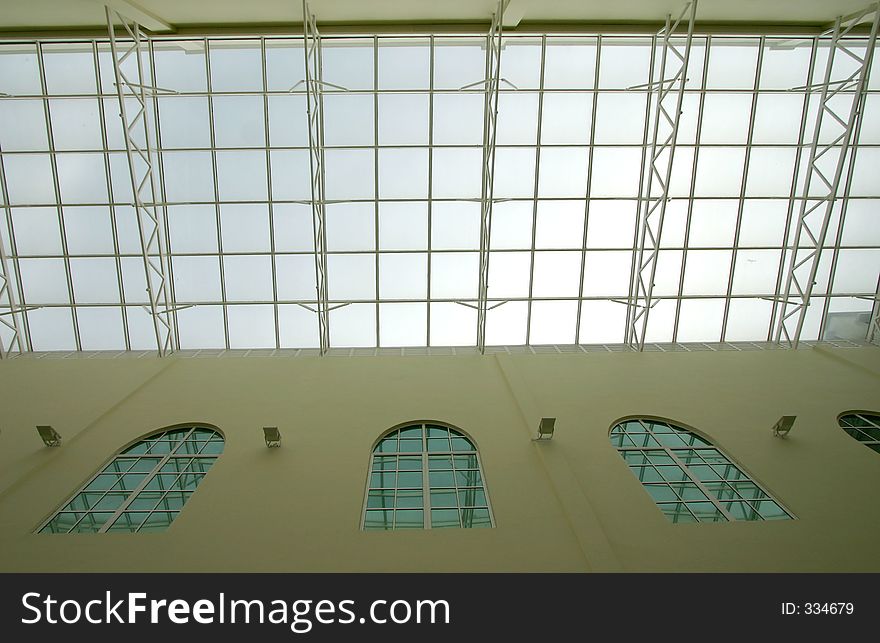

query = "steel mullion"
(475, 1), (504, 353)
(627, 1), (697, 351)
(426, 35), (434, 347)
(524, 35), (547, 346)
(10, 193), (880, 210)
(203, 37), (231, 350)
(671, 37), (711, 343)
(92, 39), (131, 351)
(14, 242), (880, 260)
(260, 37), (281, 350)
(374, 35), (380, 347)
(574, 35), (602, 345)
(147, 37), (180, 351)
(774, 10), (879, 347)
(20, 291), (880, 309)
(97, 427), (196, 533)
(623, 36), (658, 345)
(422, 423), (430, 528)
(0, 141), (27, 357)
(719, 37), (765, 342)
(6, 139), (880, 155)
(867, 272), (880, 345)
(36, 41), (82, 351)
(767, 38), (819, 340)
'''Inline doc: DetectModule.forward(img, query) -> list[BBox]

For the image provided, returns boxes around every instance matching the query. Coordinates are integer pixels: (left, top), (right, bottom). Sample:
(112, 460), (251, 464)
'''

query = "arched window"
(839, 412), (880, 453)
(39, 425), (223, 534)
(362, 422), (493, 530)
(610, 417), (792, 523)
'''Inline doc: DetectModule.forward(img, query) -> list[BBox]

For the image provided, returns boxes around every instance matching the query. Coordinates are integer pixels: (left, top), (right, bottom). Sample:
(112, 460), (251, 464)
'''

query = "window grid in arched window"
(839, 413), (880, 453)
(363, 422), (492, 530)
(611, 418), (792, 524)
(39, 426), (223, 534)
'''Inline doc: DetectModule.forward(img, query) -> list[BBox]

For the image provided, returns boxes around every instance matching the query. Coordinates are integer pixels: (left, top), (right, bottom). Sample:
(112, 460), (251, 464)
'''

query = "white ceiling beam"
(501, 0), (525, 28)
(100, 0), (175, 33)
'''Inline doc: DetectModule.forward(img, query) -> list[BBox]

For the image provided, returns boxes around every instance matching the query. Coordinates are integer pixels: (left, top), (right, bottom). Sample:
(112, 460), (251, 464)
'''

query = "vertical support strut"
(106, 7), (175, 357)
(0, 202), (24, 359)
(774, 3), (879, 348)
(867, 275), (880, 346)
(303, 0), (330, 355)
(625, 1), (697, 351)
(476, 0), (505, 354)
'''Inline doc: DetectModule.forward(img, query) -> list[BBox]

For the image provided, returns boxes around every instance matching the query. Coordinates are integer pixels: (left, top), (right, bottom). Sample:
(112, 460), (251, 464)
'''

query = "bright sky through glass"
(0, 34), (878, 351)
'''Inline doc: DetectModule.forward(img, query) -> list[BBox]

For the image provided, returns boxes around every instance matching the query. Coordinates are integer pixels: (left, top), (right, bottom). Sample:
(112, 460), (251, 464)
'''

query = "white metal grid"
(0, 11), (878, 354)
(774, 3), (880, 348)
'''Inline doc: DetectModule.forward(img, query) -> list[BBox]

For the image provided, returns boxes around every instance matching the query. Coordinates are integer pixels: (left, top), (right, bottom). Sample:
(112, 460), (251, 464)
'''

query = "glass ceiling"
(0, 33), (878, 352)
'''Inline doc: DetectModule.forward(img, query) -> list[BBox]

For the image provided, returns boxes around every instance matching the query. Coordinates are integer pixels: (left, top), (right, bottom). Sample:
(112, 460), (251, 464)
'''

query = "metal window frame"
(614, 417), (795, 522)
(36, 425), (223, 534)
(839, 411), (880, 448)
(360, 421), (495, 530)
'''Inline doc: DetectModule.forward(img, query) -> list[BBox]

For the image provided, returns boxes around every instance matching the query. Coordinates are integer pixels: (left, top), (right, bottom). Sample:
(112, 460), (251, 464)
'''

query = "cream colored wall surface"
(0, 346), (878, 572)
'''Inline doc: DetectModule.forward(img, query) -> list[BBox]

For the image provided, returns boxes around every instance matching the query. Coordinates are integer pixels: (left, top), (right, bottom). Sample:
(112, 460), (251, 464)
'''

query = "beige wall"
(0, 345), (878, 572)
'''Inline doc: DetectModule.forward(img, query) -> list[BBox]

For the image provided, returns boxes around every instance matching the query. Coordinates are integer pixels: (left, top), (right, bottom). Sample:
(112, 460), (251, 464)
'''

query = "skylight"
(0, 33), (878, 352)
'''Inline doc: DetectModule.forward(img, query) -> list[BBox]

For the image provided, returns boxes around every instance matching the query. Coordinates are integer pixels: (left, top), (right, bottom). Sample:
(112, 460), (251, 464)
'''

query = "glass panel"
(367, 490), (394, 509)
(396, 471), (422, 488)
(461, 508), (491, 528)
(394, 509), (424, 529)
(71, 512), (115, 533)
(364, 510), (393, 530)
(457, 488), (487, 507)
(396, 490), (423, 509)
(138, 512), (176, 532)
(431, 509), (461, 528)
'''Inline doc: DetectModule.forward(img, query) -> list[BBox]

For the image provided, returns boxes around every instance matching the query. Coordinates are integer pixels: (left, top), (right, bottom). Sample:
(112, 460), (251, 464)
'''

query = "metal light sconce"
(533, 417), (556, 442)
(263, 426), (281, 448)
(37, 425), (62, 447)
(772, 416), (796, 438)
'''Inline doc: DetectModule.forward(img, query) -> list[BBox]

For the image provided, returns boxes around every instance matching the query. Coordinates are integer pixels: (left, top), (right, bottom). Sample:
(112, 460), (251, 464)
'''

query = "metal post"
(774, 3), (879, 348)
(0, 208), (24, 359)
(303, 0), (330, 355)
(867, 274), (880, 346)
(476, 0), (505, 354)
(106, 6), (175, 356)
(626, 0), (697, 351)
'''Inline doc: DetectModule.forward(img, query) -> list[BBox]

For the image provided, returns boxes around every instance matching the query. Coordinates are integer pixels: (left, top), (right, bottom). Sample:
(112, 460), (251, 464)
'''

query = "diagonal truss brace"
(774, 3), (880, 348)
(106, 6), (175, 356)
(303, 0), (330, 355)
(625, 1), (697, 351)
(0, 220), (25, 359)
(476, 0), (505, 354)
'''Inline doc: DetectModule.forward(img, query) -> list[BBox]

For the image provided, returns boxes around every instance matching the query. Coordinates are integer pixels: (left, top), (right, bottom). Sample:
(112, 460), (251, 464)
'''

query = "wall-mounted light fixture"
(533, 417), (555, 442)
(263, 426), (281, 448)
(37, 425), (62, 447)
(772, 416), (796, 438)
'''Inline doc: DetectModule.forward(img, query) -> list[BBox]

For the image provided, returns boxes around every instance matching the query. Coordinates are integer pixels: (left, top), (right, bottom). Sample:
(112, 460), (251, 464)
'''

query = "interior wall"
(0, 345), (878, 572)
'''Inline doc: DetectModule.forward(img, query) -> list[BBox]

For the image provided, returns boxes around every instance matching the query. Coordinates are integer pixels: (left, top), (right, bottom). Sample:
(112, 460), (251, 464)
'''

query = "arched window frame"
(361, 420), (494, 530)
(610, 415), (793, 523)
(838, 411), (880, 453)
(37, 423), (224, 534)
